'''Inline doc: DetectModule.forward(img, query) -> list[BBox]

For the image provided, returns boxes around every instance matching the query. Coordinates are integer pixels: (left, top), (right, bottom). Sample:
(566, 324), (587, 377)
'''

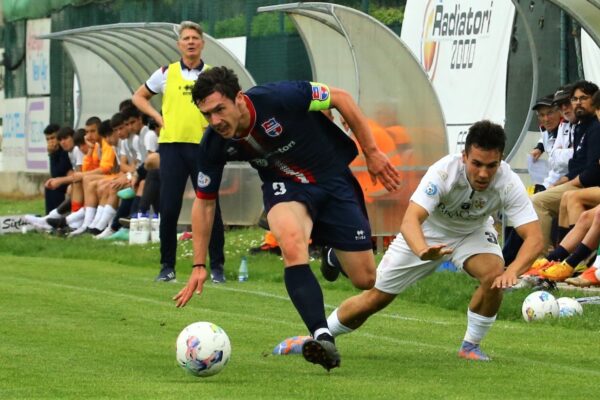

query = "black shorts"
(262, 170), (372, 251)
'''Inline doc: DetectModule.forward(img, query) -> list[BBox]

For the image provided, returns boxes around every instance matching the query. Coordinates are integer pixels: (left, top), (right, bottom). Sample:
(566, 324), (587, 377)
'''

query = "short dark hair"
(73, 128), (86, 146)
(570, 80), (599, 97)
(56, 126), (75, 141)
(110, 112), (125, 129)
(119, 99), (134, 112)
(121, 105), (141, 120)
(85, 116), (102, 129)
(192, 66), (241, 105)
(98, 120), (113, 138)
(465, 120), (506, 155)
(43, 123), (60, 135)
(592, 91), (600, 110)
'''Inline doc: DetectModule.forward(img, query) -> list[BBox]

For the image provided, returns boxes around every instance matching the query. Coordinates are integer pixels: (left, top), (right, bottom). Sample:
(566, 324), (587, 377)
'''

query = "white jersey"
(411, 153), (538, 235)
(68, 146), (84, 171)
(118, 134), (142, 164)
(143, 128), (158, 153)
(545, 120), (574, 187)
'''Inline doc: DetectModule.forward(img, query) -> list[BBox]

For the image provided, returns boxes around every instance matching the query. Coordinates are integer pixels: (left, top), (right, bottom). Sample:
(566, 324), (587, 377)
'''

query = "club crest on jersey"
(425, 182), (438, 196)
(197, 172), (211, 188)
(261, 118), (283, 137)
(311, 84), (329, 101)
(473, 197), (486, 209)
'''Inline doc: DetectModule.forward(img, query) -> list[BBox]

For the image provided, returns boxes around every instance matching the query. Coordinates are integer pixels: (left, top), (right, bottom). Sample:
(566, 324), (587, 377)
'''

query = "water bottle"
(129, 215), (139, 245)
(150, 213), (160, 243)
(238, 256), (249, 282)
(139, 213), (150, 244)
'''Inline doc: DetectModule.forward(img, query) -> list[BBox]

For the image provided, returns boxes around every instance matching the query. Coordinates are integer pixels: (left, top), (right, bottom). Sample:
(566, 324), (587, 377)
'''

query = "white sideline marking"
(5, 275), (600, 375)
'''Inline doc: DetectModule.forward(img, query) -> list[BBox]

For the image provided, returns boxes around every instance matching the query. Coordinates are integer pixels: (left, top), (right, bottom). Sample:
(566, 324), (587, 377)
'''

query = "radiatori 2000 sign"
(402, 0), (515, 152)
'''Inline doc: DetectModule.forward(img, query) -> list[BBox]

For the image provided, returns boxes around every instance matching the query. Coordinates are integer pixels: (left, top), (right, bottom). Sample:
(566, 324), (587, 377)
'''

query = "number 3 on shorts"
(273, 182), (287, 195)
(484, 231), (498, 244)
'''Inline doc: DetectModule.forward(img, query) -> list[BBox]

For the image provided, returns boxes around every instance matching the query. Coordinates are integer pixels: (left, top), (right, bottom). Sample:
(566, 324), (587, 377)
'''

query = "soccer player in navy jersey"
(173, 66), (401, 370)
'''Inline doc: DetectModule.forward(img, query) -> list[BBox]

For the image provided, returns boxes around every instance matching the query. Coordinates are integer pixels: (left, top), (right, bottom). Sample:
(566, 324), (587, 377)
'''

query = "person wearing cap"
(529, 94), (562, 192)
(547, 84), (577, 191)
(529, 80), (600, 260)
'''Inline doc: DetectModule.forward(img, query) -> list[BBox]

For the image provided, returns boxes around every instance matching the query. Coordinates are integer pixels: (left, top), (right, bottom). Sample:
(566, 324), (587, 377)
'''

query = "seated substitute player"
(323, 120), (543, 361)
(172, 66), (401, 371)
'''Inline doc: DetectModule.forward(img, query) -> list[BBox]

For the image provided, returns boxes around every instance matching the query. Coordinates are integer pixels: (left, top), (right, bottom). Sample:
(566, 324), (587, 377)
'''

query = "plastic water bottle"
(129, 215), (139, 245)
(238, 256), (248, 282)
(150, 213), (160, 243)
(139, 213), (150, 244)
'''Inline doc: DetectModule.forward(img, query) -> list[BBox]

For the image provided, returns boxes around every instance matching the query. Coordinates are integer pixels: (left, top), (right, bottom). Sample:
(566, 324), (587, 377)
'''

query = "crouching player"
(325, 120), (543, 361)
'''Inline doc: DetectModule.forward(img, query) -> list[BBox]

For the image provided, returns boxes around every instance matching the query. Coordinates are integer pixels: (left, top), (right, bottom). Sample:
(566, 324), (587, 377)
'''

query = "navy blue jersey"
(195, 81), (358, 198)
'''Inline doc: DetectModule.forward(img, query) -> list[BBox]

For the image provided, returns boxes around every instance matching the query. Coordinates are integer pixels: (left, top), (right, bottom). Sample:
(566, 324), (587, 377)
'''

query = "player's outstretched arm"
(173, 197), (216, 307)
(400, 202), (453, 260)
(329, 87), (401, 192)
(493, 220), (543, 289)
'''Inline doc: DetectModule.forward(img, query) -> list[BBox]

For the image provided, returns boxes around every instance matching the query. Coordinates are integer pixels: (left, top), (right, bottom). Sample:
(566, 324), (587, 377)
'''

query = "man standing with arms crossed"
(132, 21), (226, 283)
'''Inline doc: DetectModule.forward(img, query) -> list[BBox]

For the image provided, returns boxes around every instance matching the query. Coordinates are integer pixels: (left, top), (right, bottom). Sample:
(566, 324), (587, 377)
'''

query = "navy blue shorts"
(262, 170), (372, 251)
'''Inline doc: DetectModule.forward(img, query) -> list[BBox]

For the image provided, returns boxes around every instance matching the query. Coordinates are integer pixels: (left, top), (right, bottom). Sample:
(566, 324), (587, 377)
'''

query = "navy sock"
(565, 243), (593, 267)
(284, 264), (327, 335)
(547, 245), (569, 261)
(557, 226), (571, 244)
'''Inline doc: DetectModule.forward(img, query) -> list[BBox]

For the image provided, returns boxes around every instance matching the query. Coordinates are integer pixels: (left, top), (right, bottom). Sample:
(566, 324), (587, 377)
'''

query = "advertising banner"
(26, 18), (51, 95)
(2, 98), (27, 171)
(582, 29), (600, 86)
(401, 0), (515, 151)
(25, 97), (50, 172)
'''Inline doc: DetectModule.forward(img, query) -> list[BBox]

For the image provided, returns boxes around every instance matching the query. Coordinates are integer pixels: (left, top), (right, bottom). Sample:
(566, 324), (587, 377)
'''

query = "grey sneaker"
(320, 247), (340, 282)
(211, 269), (226, 284)
(302, 337), (341, 371)
(155, 266), (176, 282)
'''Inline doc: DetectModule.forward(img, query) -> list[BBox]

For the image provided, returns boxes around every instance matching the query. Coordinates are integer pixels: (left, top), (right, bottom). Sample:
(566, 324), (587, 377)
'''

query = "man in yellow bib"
(132, 21), (225, 283)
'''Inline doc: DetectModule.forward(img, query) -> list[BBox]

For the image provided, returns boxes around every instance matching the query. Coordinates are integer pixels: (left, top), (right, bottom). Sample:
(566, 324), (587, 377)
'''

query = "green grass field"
(2, 198), (600, 399)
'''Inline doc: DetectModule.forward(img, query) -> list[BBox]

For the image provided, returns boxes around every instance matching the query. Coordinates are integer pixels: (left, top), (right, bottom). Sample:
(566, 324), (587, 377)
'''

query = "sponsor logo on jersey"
(355, 229), (367, 241)
(311, 84), (330, 101)
(252, 158), (268, 167)
(425, 182), (438, 196)
(197, 172), (211, 188)
(261, 118), (283, 137)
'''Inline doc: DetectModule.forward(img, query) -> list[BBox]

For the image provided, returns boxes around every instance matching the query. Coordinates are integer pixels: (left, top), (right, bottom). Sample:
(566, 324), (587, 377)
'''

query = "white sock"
(66, 208), (85, 225)
(96, 205), (116, 231)
(81, 207), (97, 229)
(313, 327), (332, 340)
(89, 206), (105, 229)
(463, 309), (496, 345)
(327, 308), (354, 337)
(47, 209), (60, 219)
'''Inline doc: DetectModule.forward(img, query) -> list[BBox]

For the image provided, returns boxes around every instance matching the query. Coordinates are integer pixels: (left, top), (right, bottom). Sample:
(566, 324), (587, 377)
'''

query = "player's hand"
(491, 270), (519, 289)
(364, 149), (401, 192)
(418, 244), (453, 261)
(173, 266), (208, 308)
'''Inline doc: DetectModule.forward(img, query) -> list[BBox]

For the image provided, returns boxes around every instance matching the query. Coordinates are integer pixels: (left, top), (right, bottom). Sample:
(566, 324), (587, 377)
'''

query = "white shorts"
(375, 222), (503, 295)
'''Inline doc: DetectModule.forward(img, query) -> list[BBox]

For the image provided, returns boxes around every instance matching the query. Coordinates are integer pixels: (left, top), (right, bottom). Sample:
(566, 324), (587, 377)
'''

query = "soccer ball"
(521, 290), (559, 322)
(176, 321), (231, 377)
(556, 297), (584, 318)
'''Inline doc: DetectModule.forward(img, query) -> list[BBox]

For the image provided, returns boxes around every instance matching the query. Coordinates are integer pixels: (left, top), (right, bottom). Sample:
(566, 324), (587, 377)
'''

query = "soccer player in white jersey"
(325, 120), (543, 361)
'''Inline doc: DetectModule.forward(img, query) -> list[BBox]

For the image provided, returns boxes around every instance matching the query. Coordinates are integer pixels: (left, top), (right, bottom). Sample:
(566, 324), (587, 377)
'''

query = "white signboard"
(2, 98), (27, 171)
(0, 215), (31, 235)
(26, 18), (51, 95)
(401, 0), (515, 151)
(582, 29), (600, 86)
(25, 97), (50, 172)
